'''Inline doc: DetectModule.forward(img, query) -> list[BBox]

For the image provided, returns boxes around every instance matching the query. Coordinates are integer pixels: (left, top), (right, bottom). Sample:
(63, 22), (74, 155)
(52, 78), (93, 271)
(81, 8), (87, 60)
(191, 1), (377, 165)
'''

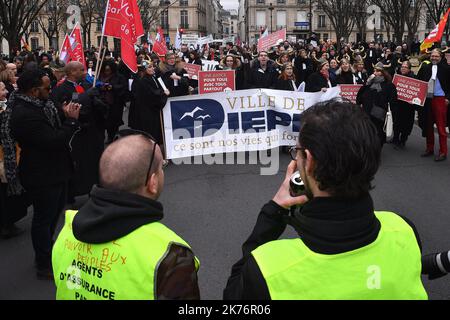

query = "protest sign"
(184, 63), (202, 80)
(201, 59), (219, 71)
(392, 74), (428, 106)
(257, 29), (287, 52)
(162, 87), (341, 159)
(339, 85), (363, 104)
(198, 70), (235, 94)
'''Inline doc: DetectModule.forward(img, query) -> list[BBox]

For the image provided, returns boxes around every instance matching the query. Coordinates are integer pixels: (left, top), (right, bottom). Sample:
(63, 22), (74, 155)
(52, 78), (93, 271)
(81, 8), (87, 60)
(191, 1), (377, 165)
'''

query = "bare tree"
(423, 0), (449, 23)
(372, 0), (415, 44)
(0, 0), (50, 55)
(423, 0), (450, 40)
(317, 0), (358, 49)
(354, 0), (369, 43)
(37, 0), (70, 50)
(405, 0), (425, 46)
(69, 0), (106, 49)
(139, 0), (179, 34)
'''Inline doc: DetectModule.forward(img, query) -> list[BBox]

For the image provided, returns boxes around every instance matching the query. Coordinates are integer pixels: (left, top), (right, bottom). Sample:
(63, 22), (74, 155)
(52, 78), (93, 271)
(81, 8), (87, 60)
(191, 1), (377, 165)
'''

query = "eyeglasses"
(115, 129), (167, 186)
(289, 146), (306, 161)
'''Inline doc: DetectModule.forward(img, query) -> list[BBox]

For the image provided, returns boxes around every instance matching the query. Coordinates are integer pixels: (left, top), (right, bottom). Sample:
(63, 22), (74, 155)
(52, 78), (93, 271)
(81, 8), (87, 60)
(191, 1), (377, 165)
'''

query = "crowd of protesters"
(0, 34), (448, 281)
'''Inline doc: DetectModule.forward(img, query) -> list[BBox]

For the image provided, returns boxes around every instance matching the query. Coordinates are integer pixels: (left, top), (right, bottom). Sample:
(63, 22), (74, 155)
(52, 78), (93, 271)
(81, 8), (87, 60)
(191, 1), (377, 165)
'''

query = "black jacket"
(130, 75), (168, 144)
(417, 60), (450, 101)
(247, 61), (278, 89)
(72, 185), (200, 300)
(305, 72), (336, 93)
(294, 57), (313, 84)
(223, 196), (422, 300)
(10, 97), (79, 188)
(335, 70), (356, 85)
(274, 78), (296, 91)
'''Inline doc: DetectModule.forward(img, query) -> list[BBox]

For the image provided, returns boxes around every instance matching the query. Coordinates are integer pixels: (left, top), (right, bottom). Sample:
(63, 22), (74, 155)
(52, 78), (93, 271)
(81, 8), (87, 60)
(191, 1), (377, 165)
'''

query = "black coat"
(294, 57), (313, 84)
(391, 71), (416, 139)
(417, 60), (450, 134)
(247, 61), (278, 89)
(305, 72), (336, 93)
(131, 75), (168, 145)
(50, 81), (105, 196)
(335, 70), (356, 85)
(274, 78), (296, 91)
(356, 79), (397, 145)
(10, 98), (79, 189)
(161, 67), (190, 97)
(99, 73), (128, 130)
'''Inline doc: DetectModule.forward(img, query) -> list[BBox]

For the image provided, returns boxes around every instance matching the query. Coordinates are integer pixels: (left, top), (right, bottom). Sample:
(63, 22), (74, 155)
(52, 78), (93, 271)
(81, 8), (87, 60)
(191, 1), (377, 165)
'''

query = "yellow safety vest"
(252, 211), (427, 300)
(52, 210), (199, 300)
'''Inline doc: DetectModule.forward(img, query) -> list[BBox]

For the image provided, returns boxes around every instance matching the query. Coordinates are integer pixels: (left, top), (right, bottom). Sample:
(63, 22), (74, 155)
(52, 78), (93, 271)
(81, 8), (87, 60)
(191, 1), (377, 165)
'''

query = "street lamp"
(268, 3), (274, 33)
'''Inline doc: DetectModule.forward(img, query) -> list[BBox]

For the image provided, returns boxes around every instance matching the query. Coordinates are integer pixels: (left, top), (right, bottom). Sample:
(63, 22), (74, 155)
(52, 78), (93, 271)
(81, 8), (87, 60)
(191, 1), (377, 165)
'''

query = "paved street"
(1, 123), (450, 300)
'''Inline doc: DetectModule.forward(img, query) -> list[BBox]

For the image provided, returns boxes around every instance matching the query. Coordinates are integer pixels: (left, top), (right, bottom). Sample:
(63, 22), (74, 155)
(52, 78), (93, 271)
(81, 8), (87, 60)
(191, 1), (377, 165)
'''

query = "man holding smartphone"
(224, 99), (427, 300)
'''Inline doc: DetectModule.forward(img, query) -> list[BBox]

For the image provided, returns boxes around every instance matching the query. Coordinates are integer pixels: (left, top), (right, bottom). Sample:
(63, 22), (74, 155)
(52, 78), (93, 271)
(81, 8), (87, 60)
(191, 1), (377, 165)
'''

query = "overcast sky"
(220, 0), (239, 10)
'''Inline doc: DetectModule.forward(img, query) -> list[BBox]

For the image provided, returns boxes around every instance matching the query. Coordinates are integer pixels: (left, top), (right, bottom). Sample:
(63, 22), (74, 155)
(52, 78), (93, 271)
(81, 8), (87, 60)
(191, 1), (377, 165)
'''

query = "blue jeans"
(28, 183), (67, 269)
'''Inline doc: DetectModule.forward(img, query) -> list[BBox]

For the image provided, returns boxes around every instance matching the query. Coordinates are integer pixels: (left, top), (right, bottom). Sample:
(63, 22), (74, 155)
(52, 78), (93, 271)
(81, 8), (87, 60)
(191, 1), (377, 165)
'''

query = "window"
(30, 38), (39, 50)
(256, 10), (266, 28)
(276, 11), (286, 29)
(97, 20), (102, 32)
(180, 0), (188, 5)
(30, 21), (39, 32)
(318, 15), (326, 28)
(161, 10), (169, 29)
(256, 0), (265, 4)
(277, 0), (285, 4)
(48, 18), (56, 32)
(180, 10), (188, 28)
(323, 33), (329, 40)
(297, 0), (306, 4)
(97, 36), (102, 47)
(51, 37), (58, 50)
(47, 0), (56, 11)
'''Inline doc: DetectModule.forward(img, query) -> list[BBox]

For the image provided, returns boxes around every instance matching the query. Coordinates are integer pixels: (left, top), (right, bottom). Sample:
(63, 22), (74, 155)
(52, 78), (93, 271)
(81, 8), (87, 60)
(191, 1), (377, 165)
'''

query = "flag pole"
(93, 0), (110, 87)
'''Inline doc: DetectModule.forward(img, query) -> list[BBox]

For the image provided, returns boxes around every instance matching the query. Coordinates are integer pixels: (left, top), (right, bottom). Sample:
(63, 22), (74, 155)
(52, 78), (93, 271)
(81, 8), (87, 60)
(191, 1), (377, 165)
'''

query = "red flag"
(59, 34), (73, 64)
(421, 8), (450, 51)
(70, 24), (86, 69)
(152, 26), (168, 57)
(103, 0), (144, 73)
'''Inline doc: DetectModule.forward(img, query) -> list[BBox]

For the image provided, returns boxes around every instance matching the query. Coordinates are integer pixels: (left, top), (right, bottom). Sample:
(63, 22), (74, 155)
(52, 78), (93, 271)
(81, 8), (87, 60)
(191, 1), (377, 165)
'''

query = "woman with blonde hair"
(217, 54), (245, 90)
(335, 58), (357, 85)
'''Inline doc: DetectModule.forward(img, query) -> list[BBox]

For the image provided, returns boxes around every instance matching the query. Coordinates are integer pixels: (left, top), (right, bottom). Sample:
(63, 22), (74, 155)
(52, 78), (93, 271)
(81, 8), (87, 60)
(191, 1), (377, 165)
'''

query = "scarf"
(320, 69), (330, 81)
(368, 76), (384, 92)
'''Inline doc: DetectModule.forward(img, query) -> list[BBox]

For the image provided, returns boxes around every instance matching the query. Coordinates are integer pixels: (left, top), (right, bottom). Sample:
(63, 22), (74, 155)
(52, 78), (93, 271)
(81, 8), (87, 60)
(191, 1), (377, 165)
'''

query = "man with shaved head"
(50, 60), (107, 203)
(52, 131), (200, 300)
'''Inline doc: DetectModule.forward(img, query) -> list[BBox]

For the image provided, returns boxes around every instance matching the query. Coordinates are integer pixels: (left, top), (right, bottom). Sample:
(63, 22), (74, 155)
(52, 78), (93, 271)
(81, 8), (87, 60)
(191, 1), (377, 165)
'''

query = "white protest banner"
(182, 34), (199, 47)
(201, 59), (219, 71)
(197, 35), (214, 47)
(163, 87), (341, 159)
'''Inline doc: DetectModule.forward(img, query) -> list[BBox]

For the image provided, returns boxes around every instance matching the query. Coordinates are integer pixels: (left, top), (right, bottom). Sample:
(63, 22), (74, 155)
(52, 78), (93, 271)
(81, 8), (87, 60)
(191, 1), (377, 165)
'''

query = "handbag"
(370, 104), (387, 121)
(384, 104), (393, 139)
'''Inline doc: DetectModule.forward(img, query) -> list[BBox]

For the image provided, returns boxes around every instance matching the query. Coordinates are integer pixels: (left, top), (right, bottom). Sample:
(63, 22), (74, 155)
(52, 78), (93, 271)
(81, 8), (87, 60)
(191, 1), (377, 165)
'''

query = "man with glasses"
(224, 99), (426, 300)
(52, 130), (200, 300)
(10, 69), (81, 279)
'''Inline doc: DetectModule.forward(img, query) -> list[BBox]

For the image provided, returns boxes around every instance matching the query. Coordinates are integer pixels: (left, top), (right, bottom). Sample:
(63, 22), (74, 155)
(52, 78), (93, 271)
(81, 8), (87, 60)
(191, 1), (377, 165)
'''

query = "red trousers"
(426, 96), (448, 155)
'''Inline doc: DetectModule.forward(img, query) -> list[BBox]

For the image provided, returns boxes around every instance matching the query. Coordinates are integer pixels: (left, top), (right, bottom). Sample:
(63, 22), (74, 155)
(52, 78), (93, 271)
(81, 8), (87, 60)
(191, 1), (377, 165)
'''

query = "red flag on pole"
(421, 8), (450, 51)
(70, 23), (86, 69)
(103, 0), (144, 73)
(152, 26), (168, 57)
(59, 34), (73, 64)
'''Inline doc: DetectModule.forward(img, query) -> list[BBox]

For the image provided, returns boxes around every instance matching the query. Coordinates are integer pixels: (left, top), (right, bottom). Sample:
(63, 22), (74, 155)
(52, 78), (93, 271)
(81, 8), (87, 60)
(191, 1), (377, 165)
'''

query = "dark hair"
(299, 99), (381, 198)
(17, 69), (47, 94)
(101, 59), (117, 75)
